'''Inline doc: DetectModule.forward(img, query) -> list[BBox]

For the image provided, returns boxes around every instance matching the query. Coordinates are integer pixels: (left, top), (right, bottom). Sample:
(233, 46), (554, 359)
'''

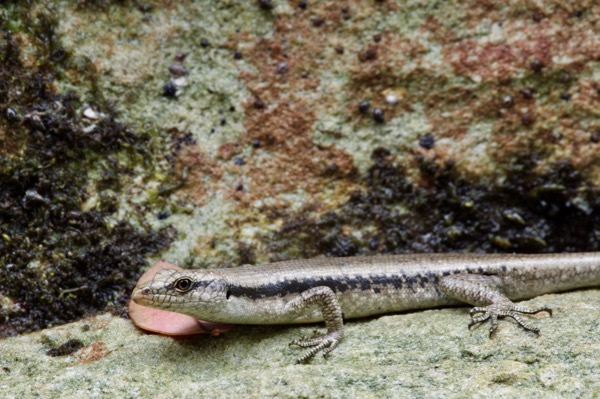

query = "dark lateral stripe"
(226, 272), (440, 300)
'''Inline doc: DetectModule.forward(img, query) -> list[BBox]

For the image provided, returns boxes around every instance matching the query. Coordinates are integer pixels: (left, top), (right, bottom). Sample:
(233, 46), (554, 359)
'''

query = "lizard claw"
(290, 332), (342, 363)
(468, 303), (552, 336)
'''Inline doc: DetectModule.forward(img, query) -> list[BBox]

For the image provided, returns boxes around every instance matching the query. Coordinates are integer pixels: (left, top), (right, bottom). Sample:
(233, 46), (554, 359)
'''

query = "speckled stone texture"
(1, 1), (599, 397)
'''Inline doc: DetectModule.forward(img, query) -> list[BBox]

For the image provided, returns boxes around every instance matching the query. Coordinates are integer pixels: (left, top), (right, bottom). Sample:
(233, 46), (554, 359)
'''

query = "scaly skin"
(132, 252), (600, 362)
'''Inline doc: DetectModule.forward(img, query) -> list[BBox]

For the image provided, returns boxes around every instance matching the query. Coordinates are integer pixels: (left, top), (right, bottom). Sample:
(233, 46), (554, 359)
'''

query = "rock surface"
(1, 1), (599, 397)
(1, 290), (599, 398)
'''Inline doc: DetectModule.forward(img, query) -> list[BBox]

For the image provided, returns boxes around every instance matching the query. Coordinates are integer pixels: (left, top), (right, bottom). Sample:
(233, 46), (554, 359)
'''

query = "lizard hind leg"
(284, 286), (345, 363)
(440, 274), (553, 336)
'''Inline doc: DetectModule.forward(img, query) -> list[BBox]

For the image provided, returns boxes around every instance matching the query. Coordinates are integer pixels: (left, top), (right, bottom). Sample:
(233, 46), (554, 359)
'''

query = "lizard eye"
(174, 277), (193, 293)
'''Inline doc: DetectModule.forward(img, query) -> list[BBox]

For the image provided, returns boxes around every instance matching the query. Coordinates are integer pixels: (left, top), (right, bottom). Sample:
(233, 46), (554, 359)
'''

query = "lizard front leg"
(440, 274), (552, 335)
(284, 286), (344, 363)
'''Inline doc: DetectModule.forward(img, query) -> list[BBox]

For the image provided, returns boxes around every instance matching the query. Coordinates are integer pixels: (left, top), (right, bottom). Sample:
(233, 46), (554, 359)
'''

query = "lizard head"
(131, 268), (228, 320)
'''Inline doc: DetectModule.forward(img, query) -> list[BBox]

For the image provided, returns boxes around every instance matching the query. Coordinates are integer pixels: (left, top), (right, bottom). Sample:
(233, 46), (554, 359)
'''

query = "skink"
(132, 252), (600, 362)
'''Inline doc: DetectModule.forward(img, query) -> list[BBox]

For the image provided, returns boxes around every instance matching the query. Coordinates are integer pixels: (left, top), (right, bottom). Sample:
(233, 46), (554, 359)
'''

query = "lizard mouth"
(131, 285), (178, 310)
(131, 280), (187, 310)
(130, 263), (183, 307)
(131, 283), (152, 305)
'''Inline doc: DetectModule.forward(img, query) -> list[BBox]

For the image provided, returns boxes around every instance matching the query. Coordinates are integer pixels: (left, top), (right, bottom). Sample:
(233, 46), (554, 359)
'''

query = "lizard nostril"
(142, 287), (150, 295)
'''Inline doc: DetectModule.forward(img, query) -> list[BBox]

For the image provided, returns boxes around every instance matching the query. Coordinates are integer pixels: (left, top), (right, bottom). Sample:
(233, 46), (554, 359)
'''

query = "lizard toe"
(467, 302), (552, 336)
(292, 332), (343, 363)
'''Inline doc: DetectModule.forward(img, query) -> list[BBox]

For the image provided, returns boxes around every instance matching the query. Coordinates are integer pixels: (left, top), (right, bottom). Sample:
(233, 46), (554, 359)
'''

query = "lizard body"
(132, 252), (600, 362)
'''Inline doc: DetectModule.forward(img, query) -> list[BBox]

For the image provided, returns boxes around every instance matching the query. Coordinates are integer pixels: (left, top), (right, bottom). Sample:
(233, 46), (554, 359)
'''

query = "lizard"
(131, 252), (600, 363)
